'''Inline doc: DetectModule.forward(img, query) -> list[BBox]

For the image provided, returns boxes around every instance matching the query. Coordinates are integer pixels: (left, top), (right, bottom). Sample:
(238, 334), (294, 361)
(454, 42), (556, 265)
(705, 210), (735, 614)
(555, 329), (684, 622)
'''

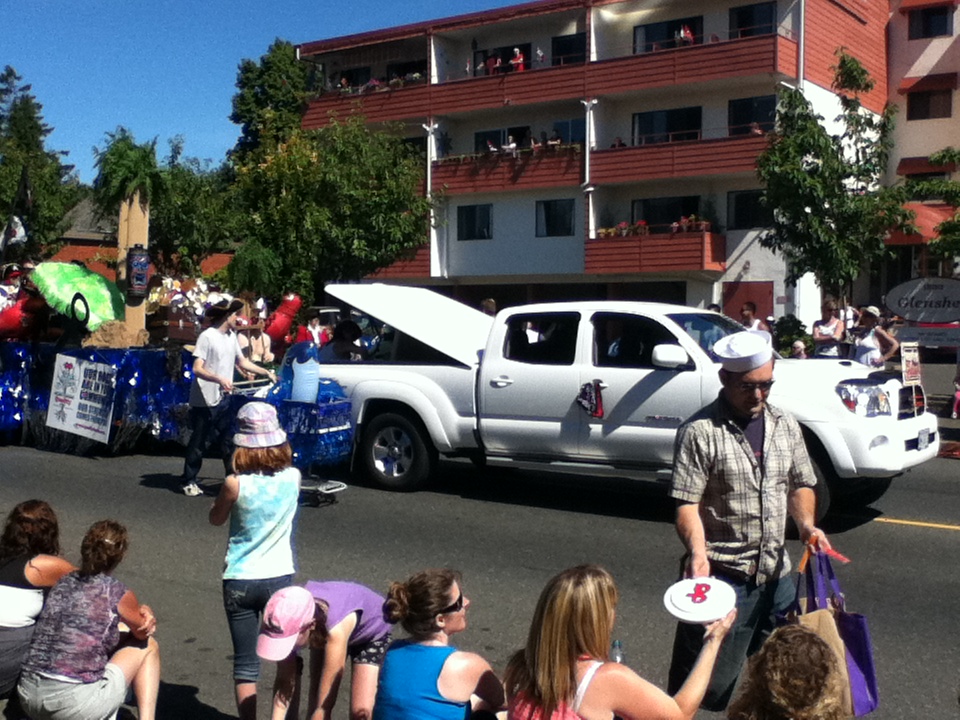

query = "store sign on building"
(885, 277), (960, 323)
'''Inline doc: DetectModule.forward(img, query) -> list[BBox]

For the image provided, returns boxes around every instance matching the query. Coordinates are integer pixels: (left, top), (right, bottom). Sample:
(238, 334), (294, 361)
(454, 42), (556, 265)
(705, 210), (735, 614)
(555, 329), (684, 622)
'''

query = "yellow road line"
(873, 517), (960, 531)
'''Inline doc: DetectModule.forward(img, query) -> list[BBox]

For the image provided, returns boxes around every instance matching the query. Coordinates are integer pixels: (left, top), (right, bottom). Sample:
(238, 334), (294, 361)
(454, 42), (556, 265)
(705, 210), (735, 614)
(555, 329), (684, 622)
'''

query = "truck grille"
(898, 385), (926, 419)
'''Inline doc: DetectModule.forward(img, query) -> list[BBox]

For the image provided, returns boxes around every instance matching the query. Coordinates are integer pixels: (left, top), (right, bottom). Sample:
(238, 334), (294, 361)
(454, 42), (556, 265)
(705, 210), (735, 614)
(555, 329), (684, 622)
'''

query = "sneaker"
(181, 482), (203, 497)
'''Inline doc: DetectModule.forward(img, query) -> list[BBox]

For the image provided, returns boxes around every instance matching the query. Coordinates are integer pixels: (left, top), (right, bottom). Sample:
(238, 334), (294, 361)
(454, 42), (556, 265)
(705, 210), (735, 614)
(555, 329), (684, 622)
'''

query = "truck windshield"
(667, 312), (747, 358)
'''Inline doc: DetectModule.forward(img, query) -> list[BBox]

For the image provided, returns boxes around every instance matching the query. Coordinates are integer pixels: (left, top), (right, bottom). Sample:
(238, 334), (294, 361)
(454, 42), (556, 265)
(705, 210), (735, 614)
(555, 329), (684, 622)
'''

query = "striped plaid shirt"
(669, 396), (817, 585)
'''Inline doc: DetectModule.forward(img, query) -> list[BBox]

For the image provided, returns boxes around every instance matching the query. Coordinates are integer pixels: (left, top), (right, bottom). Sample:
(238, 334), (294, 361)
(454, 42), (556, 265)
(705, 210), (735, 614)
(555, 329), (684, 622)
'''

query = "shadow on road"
(155, 681), (234, 720)
(421, 460), (678, 524)
(819, 505), (883, 534)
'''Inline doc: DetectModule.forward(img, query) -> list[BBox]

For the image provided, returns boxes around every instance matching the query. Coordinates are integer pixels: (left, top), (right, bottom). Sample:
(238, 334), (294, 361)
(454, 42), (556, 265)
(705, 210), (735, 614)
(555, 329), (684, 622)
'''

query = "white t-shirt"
(189, 327), (242, 407)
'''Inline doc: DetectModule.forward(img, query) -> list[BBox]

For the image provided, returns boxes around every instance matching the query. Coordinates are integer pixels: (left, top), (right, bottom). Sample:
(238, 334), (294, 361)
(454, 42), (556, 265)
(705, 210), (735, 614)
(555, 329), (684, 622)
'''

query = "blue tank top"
(373, 641), (470, 720)
(223, 466), (300, 580)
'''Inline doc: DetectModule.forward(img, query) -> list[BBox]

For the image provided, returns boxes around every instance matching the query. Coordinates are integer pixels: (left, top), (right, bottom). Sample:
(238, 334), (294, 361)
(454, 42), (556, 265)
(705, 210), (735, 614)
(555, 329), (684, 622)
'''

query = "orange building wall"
(803, 0), (889, 114)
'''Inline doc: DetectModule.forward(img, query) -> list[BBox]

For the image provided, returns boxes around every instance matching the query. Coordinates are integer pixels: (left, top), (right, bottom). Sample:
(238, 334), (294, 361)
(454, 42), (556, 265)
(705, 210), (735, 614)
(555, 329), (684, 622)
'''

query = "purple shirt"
(23, 572), (127, 683)
(305, 581), (391, 647)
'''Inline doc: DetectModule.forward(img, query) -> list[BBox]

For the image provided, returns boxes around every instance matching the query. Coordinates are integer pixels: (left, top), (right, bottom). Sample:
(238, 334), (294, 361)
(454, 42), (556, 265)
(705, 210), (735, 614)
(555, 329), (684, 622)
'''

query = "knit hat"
(256, 586), (316, 661)
(233, 402), (286, 448)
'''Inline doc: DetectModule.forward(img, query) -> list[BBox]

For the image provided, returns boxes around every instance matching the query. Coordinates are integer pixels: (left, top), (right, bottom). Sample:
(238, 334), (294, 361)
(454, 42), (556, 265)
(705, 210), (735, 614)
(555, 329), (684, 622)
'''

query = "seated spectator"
(318, 320), (368, 362)
(547, 131), (562, 148)
(610, 137), (627, 148)
(505, 565), (734, 720)
(258, 581), (393, 720)
(18, 520), (159, 720)
(727, 625), (846, 720)
(503, 135), (518, 158)
(0, 500), (75, 700)
(373, 569), (504, 720)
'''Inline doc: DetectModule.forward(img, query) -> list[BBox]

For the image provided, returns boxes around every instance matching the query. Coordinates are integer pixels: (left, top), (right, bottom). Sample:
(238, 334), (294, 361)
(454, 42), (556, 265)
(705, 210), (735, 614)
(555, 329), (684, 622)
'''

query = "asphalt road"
(2, 439), (959, 720)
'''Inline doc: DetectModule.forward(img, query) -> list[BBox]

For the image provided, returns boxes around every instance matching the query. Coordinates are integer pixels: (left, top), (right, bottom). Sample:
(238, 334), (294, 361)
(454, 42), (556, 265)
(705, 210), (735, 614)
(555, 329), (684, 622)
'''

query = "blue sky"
(8, 0), (517, 184)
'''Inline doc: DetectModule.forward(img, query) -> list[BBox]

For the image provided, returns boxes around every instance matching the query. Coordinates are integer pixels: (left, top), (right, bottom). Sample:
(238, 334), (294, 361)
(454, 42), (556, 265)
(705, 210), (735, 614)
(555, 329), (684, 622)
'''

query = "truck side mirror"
(652, 344), (691, 369)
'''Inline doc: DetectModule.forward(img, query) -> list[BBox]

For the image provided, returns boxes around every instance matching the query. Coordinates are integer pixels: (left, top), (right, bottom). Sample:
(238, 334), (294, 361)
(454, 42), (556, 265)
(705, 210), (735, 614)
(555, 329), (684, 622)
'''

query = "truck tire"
(359, 412), (436, 491)
(786, 449), (833, 539)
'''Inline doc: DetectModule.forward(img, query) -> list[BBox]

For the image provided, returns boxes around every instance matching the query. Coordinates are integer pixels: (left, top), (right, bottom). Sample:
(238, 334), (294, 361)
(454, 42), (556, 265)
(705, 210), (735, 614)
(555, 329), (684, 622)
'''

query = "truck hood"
(325, 283), (493, 367)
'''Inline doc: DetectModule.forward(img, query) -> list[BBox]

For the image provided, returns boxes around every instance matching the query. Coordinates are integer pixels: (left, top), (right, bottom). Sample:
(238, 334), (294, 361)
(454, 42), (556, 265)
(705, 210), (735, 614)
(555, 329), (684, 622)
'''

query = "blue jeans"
(667, 571), (794, 712)
(182, 398), (234, 485)
(223, 575), (294, 682)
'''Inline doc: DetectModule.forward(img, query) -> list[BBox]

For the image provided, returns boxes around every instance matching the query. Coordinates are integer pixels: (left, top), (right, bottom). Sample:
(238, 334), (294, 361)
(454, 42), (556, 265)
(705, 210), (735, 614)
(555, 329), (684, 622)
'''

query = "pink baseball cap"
(256, 586), (316, 661)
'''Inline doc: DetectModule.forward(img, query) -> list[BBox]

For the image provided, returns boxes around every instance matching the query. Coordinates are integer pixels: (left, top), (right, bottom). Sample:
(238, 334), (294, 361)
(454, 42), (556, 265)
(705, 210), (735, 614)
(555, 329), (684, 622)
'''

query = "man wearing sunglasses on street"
(665, 329), (831, 712)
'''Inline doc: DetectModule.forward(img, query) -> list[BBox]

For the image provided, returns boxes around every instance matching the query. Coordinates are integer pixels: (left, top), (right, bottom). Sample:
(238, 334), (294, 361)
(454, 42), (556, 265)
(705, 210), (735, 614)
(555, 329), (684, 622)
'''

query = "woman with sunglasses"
(372, 569), (504, 720)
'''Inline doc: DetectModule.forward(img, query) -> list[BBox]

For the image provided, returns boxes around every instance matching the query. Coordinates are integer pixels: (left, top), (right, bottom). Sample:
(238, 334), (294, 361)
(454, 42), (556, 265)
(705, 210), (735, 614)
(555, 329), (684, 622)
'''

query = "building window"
(727, 190), (773, 229)
(457, 205), (492, 241)
(536, 199), (576, 237)
(728, 95), (776, 135)
(907, 90), (953, 120)
(552, 118), (586, 145)
(552, 33), (586, 66)
(908, 7), (953, 39)
(634, 16), (703, 53)
(633, 107), (702, 145)
(729, 2), (777, 39)
(632, 196), (700, 231)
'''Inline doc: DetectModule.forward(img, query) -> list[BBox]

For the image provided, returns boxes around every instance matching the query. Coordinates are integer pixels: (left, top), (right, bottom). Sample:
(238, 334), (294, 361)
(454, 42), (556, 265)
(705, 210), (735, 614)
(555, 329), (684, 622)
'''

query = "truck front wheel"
(359, 412), (436, 491)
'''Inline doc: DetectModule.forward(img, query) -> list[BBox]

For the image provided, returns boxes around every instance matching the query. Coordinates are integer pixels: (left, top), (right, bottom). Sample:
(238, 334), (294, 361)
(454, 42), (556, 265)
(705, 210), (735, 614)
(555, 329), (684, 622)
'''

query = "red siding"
(433, 147), (582, 195)
(585, 232), (725, 274)
(803, 0), (888, 114)
(591, 135), (767, 185)
(370, 244), (431, 279)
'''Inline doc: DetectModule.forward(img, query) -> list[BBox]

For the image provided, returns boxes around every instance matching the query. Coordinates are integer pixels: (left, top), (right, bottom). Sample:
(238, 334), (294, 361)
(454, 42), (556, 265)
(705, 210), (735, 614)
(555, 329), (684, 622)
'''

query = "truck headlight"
(835, 383), (891, 417)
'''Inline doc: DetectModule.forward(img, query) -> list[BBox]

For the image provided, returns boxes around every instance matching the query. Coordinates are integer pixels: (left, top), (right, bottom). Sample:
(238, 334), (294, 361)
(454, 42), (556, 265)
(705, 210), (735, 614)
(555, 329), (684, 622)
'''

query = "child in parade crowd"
(209, 401), (301, 720)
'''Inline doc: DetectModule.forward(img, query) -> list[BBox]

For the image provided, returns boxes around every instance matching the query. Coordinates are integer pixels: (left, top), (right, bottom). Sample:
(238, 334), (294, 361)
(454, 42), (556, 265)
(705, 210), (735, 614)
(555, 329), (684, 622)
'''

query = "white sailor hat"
(713, 330), (773, 373)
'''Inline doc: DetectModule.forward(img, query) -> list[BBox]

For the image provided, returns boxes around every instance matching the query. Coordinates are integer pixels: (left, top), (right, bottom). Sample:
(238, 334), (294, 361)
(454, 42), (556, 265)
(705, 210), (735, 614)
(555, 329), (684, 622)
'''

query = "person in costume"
(666, 330), (831, 711)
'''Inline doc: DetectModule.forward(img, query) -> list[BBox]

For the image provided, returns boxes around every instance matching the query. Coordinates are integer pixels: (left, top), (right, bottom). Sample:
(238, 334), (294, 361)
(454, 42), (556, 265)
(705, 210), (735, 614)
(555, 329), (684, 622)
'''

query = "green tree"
(148, 138), (239, 276)
(0, 65), (80, 258)
(905, 147), (960, 259)
(757, 51), (913, 299)
(92, 128), (163, 219)
(230, 117), (431, 301)
(230, 39), (308, 164)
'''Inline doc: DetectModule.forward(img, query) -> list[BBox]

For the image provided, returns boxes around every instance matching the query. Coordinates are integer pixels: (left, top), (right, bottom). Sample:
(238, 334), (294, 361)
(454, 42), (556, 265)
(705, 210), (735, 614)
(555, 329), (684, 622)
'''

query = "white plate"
(663, 577), (737, 624)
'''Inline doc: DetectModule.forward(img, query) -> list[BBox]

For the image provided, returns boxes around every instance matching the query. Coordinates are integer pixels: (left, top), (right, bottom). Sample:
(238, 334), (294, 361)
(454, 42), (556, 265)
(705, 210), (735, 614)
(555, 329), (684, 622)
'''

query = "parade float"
(0, 262), (352, 473)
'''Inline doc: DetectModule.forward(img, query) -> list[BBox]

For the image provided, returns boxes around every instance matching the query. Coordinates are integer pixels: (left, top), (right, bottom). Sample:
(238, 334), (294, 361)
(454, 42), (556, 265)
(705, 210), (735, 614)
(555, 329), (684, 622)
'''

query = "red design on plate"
(687, 583), (711, 604)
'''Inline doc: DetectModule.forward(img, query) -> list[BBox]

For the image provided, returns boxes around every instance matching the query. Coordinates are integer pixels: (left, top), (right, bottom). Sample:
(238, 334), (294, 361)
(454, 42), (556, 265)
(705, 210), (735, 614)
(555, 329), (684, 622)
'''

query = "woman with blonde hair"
(726, 624), (845, 720)
(210, 401), (301, 720)
(505, 565), (734, 720)
(373, 568), (504, 720)
(18, 520), (159, 720)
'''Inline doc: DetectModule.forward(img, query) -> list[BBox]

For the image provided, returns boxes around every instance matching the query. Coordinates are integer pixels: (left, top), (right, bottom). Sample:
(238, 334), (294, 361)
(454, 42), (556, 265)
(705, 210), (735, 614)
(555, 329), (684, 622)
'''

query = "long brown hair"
(79, 520), (128, 577)
(0, 500), (60, 562)
(232, 443), (293, 475)
(727, 624), (846, 720)
(382, 568), (461, 640)
(504, 565), (619, 718)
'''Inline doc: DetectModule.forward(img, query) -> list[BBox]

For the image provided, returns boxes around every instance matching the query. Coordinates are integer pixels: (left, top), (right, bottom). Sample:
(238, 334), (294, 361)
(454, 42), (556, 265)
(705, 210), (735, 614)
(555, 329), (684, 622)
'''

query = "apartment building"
(298, 0), (888, 321)
(880, 0), (960, 299)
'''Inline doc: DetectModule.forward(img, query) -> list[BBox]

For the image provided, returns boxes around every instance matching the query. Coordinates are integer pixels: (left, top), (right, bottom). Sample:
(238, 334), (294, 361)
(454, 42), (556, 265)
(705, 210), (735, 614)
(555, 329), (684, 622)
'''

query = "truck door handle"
(490, 376), (514, 387)
(596, 380), (608, 389)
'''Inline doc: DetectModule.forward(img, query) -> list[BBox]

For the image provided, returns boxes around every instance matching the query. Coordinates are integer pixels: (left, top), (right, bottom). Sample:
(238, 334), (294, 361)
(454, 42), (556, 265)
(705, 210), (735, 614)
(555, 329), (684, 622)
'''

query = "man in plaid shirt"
(666, 330), (831, 711)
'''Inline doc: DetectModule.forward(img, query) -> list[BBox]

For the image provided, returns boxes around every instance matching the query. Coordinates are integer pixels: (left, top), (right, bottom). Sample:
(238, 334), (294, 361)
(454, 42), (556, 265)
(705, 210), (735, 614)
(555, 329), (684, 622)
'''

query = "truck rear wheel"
(359, 412), (436, 491)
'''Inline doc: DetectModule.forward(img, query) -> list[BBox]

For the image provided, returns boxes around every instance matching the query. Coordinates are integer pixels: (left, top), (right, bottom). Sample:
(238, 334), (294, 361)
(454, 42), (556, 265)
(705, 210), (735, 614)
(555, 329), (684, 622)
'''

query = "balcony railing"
(585, 229), (725, 275)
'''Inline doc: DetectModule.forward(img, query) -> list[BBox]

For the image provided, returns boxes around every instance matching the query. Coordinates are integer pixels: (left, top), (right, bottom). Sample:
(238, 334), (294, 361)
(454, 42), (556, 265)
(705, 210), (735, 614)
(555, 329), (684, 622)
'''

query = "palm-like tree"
(92, 127), (162, 218)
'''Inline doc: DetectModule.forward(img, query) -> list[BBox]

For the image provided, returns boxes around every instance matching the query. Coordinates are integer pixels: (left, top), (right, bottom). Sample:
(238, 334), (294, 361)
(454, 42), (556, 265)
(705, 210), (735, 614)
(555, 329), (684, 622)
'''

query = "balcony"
(301, 33), (797, 128)
(591, 133), (767, 185)
(433, 144), (583, 195)
(585, 229), (726, 274)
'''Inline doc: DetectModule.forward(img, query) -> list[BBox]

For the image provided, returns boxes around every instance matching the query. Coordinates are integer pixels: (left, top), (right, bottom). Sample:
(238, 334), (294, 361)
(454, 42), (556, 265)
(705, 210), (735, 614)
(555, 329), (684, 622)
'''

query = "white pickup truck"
(322, 283), (939, 513)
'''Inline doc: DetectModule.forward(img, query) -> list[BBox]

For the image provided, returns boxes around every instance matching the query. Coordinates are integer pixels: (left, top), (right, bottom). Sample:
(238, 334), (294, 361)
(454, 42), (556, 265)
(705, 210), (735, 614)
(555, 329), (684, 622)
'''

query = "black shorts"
(348, 634), (392, 666)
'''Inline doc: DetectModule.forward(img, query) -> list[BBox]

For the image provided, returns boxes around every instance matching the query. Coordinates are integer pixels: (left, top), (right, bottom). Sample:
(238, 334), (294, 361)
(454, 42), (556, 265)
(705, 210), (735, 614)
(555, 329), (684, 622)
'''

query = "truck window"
(667, 312), (744, 357)
(503, 312), (580, 365)
(593, 312), (680, 368)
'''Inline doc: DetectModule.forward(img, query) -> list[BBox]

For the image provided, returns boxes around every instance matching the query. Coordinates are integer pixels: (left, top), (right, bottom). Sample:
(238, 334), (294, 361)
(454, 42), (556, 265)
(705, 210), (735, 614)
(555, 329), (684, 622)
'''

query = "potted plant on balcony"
(616, 221), (630, 237)
(631, 220), (649, 236)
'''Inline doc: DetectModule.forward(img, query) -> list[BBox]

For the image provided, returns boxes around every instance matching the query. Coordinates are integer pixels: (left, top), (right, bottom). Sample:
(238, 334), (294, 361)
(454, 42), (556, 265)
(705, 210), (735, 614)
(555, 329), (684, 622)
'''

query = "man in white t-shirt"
(180, 299), (277, 496)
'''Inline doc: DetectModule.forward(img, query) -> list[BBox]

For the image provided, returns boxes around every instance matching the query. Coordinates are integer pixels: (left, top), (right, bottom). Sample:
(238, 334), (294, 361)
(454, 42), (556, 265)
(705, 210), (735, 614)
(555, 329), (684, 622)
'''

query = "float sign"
(900, 342), (921, 387)
(45, 355), (116, 443)
(885, 277), (960, 323)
